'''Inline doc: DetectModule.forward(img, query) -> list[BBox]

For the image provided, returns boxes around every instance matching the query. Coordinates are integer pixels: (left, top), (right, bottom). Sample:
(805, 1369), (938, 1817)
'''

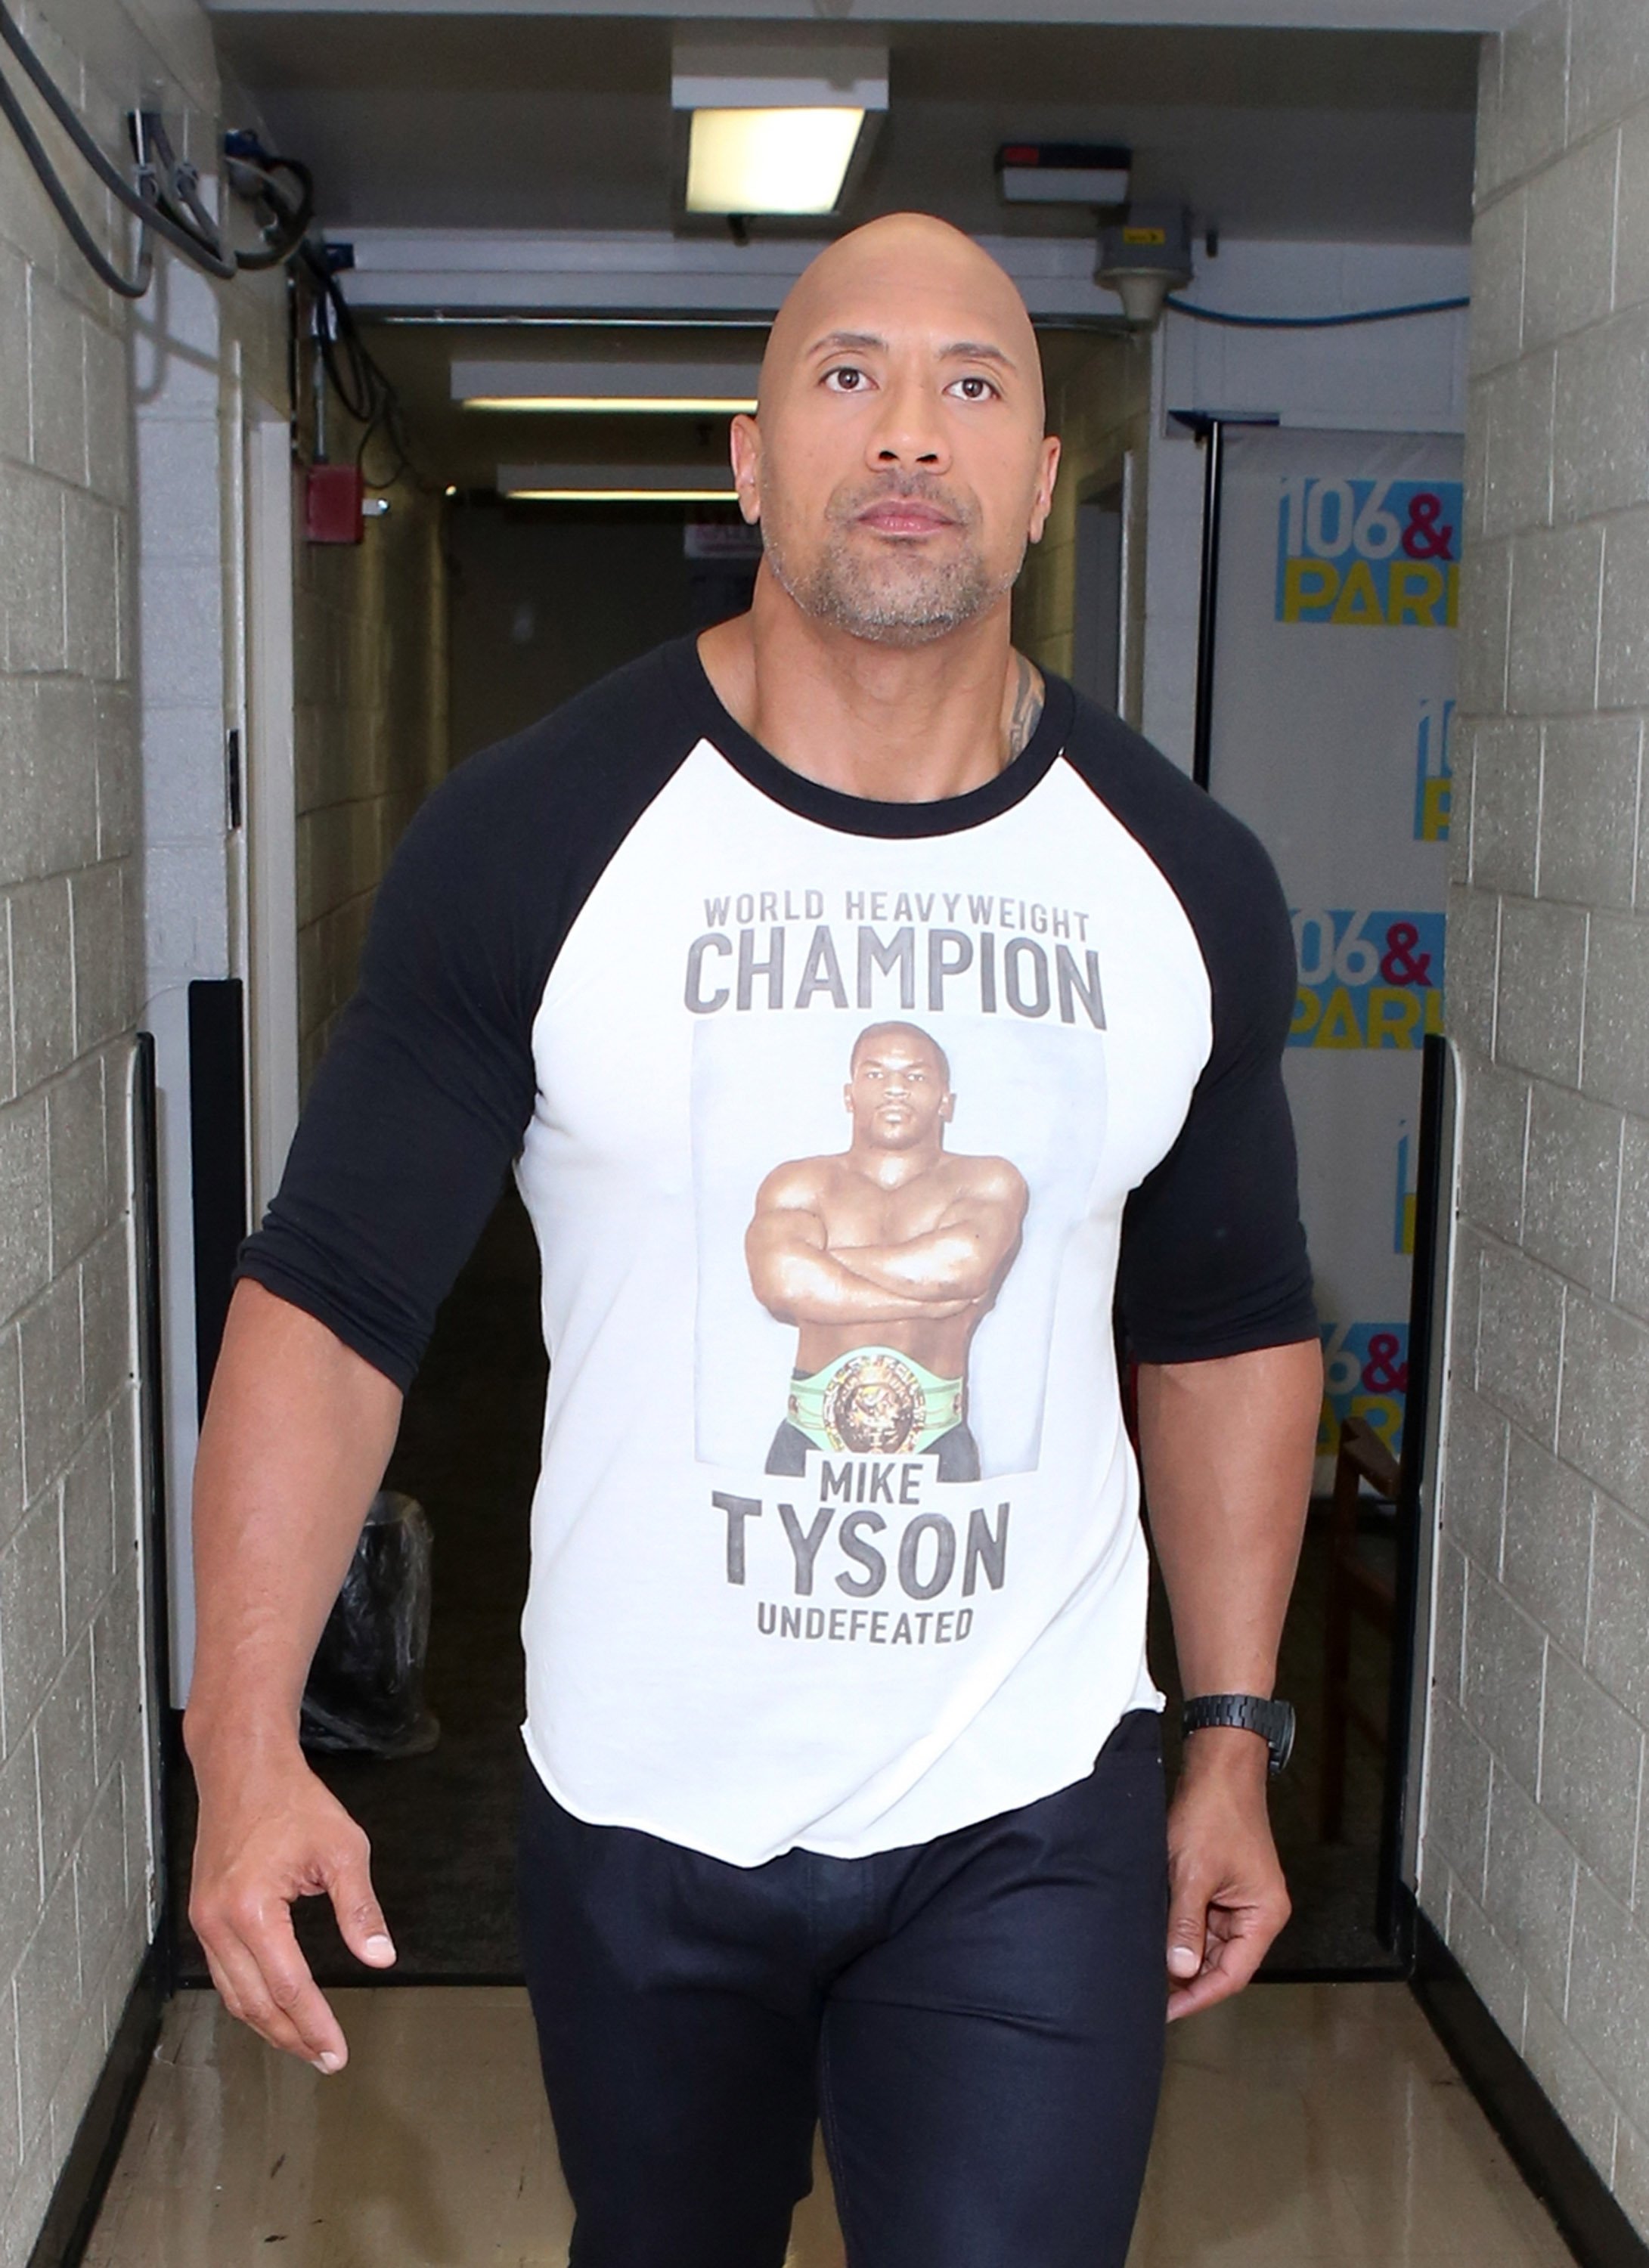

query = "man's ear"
(1027, 433), (1061, 545)
(730, 413), (763, 525)
(939, 1092), (956, 1123)
(843, 1081), (854, 1115)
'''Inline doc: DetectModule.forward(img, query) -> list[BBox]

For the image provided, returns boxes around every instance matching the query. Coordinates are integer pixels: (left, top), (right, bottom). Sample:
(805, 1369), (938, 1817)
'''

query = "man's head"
(845, 1022), (954, 1151)
(733, 215), (1059, 647)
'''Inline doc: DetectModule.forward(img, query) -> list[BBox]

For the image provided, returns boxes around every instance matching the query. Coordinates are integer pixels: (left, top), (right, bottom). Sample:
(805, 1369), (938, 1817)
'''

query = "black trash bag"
(300, 1489), (440, 1758)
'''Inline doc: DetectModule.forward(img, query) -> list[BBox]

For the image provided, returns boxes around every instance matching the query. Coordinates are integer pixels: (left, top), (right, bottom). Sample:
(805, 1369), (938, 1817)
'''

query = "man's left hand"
(1164, 1727), (1291, 2021)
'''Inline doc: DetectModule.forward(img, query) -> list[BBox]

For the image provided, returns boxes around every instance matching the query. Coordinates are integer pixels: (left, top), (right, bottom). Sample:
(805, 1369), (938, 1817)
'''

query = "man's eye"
(825, 366), (869, 392)
(950, 375), (997, 401)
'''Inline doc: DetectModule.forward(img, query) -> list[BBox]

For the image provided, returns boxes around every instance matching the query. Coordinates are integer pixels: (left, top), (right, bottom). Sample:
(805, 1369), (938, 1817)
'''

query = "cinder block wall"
(1422, 0), (1649, 2230)
(294, 479), (449, 1086)
(0, 0), (203, 2252)
(1014, 331), (1151, 727)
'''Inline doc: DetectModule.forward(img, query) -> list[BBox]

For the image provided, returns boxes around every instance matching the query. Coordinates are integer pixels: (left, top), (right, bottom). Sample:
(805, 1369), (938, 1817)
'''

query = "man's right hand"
(187, 1741), (397, 2071)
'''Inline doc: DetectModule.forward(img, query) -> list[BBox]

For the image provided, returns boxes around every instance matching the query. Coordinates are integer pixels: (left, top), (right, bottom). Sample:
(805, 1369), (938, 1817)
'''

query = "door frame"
(242, 407), (300, 1222)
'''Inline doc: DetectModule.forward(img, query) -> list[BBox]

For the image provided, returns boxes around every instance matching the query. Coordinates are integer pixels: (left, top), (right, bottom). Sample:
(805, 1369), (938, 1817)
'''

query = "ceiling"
(231, 16), (1479, 491)
(217, 18), (1480, 245)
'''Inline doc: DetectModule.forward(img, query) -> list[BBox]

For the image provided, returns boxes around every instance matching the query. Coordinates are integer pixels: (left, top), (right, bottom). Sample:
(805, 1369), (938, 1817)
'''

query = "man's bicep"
(1117, 1055), (1316, 1367)
(938, 1164), (1027, 1266)
(235, 782), (540, 1393)
(236, 999), (528, 1393)
(975, 1165), (1029, 1257)
(1121, 820), (1316, 1366)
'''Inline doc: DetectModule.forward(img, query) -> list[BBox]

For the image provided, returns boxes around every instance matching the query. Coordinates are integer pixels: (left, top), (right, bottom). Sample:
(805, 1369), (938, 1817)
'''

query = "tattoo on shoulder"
(1007, 652), (1045, 758)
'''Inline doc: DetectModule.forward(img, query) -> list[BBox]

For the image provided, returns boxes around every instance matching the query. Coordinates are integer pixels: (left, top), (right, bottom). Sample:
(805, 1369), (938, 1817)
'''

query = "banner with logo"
(1207, 427), (1461, 1464)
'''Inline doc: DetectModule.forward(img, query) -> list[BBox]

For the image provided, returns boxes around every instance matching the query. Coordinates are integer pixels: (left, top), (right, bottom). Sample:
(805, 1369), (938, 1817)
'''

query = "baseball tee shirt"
(237, 636), (1315, 1866)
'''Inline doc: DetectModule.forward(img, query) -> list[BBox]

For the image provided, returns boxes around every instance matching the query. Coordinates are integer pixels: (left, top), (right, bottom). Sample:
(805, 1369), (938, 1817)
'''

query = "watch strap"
(1180, 1692), (1295, 1775)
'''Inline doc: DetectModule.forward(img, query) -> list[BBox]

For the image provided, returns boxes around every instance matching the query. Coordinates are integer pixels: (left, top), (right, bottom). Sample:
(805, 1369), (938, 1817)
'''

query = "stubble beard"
(761, 479), (1022, 648)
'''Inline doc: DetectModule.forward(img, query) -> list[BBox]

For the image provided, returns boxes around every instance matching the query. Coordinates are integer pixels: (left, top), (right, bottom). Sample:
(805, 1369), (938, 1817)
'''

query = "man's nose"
(866, 373), (949, 474)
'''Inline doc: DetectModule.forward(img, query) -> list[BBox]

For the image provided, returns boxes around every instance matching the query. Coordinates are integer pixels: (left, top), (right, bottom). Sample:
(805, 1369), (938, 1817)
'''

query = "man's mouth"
(854, 500), (956, 537)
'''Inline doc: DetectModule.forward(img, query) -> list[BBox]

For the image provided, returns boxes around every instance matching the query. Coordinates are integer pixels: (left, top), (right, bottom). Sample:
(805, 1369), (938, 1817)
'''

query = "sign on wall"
(1207, 426), (1461, 1464)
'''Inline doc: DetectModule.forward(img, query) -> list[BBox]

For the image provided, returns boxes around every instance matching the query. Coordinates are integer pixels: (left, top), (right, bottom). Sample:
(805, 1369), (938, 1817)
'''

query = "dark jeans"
(516, 1709), (1169, 2268)
(764, 1415), (982, 1482)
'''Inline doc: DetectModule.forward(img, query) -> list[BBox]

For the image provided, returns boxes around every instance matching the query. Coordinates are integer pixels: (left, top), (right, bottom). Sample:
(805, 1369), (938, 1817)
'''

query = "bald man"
(191, 213), (1321, 2268)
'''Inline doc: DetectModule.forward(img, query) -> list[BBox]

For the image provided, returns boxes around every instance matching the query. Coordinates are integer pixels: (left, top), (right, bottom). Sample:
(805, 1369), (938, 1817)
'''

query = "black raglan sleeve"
(234, 649), (695, 1390)
(1064, 696), (1317, 1365)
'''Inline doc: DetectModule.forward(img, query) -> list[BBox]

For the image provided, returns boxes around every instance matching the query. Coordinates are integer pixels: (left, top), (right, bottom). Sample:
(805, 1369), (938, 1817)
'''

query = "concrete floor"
(85, 1981), (1575, 2266)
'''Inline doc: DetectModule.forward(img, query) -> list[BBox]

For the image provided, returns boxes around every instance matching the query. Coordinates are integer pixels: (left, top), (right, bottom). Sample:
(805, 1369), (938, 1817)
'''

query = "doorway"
(1071, 483), (1124, 711)
(1184, 421), (1462, 1974)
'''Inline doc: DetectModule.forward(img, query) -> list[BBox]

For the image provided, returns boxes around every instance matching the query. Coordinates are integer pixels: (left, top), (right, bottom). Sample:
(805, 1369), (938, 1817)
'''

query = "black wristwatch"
(1180, 1693), (1296, 1776)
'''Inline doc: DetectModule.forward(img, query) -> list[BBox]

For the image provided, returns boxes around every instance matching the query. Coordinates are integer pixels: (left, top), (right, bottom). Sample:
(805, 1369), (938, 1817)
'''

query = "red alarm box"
(305, 462), (364, 544)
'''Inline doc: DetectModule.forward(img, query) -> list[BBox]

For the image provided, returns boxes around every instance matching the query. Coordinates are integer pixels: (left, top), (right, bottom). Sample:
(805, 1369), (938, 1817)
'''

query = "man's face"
(733, 221), (1059, 646)
(845, 1034), (954, 1150)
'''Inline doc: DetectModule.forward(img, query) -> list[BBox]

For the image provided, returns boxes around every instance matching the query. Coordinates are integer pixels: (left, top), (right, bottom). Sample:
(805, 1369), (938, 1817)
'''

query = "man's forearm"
(1136, 1337), (1319, 2016)
(751, 1238), (948, 1326)
(1135, 1339), (1321, 1706)
(842, 1227), (993, 1302)
(184, 1280), (404, 1771)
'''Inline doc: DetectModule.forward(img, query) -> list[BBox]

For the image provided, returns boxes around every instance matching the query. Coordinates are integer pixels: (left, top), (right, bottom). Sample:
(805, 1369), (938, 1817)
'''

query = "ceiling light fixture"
(454, 360), (761, 415)
(506, 488), (739, 503)
(672, 41), (887, 218)
(469, 395), (758, 415)
(498, 463), (739, 503)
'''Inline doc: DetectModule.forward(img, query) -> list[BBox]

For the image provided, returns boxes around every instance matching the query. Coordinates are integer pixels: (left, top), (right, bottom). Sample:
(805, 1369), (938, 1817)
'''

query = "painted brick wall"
(294, 476), (449, 1087)
(0, 2), (189, 2256)
(1421, 0), (1649, 2233)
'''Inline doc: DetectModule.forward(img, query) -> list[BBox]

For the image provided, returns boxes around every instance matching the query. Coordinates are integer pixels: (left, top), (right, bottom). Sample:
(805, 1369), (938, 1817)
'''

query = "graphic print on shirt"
(748, 1018), (1028, 1484)
(688, 883), (1108, 1648)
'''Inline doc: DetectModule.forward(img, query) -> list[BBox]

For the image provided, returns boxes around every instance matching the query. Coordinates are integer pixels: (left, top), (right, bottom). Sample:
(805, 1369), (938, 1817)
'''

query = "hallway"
(85, 1981), (1576, 2266)
(5, 0), (1649, 2261)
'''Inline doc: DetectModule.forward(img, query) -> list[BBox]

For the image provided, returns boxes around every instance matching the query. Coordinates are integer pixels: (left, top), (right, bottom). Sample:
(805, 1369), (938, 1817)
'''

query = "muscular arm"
(842, 1160), (1027, 1302)
(183, 1280), (406, 2071)
(1136, 1337), (1322, 2019)
(745, 1170), (969, 1326)
(745, 1212), (966, 1326)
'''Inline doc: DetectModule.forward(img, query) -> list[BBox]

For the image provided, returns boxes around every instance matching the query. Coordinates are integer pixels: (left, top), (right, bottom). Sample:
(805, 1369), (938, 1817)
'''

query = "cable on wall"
(1164, 294), (1470, 330)
(0, 0), (312, 298)
(0, 0), (417, 501)
(297, 244), (417, 488)
(0, 59), (152, 296)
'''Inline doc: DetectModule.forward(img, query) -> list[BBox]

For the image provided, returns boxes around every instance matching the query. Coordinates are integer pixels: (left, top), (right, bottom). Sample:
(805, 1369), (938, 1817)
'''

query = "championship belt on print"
(820, 1352), (926, 1455)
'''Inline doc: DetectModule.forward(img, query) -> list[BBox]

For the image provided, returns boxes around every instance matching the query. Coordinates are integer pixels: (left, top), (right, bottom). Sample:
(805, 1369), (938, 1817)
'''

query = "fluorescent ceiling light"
(507, 488), (738, 503)
(453, 360), (761, 413)
(672, 40), (886, 218)
(498, 463), (737, 503)
(686, 107), (864, 217)
(468, 396), (757, 415)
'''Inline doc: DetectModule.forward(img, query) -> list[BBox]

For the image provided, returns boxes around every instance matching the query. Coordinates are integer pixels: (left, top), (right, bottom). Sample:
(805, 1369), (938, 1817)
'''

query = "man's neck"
(847, 1139), (942, 1188)
(698, 573), (1043, 805)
